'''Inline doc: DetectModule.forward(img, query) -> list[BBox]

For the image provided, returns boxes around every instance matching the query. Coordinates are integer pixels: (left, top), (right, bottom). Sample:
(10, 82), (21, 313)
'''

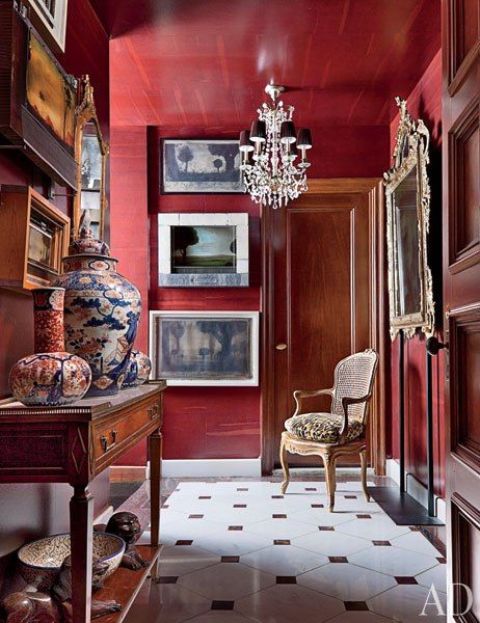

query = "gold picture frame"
(73, 75), (109, 239)
(384, 97), (434, 340)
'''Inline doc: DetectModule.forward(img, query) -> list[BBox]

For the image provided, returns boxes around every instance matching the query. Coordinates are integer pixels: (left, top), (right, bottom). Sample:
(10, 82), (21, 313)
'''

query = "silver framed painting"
(149, 311), (259, 386)
(161, 139), (244, 193)
(158, 212), (249, 287)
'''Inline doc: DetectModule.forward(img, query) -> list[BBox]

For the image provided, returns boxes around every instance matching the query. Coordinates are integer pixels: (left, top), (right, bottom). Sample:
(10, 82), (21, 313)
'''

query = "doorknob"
(275, 343), (287, 351)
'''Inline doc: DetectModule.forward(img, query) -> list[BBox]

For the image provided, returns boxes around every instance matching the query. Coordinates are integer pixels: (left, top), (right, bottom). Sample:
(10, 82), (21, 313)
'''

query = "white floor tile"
(293, 530), (372, 557)
(390, 531), (442, 557)
(243, 517), (318, 539)
(192, 529), (274, 557)
(416, 564), (447, 594)
(177, 562), (275, 600)
(297, 562), (396, 600)
(335, 515), (411, 541)
(241, 544), (328, 576)
(349, 546), (439, 577)
(157, 544), (220, 576)
(236, 584), (345, 623)
(368, 584), (447, 622)
(290, 509), (358, 527)
(123, 580), (210, 623)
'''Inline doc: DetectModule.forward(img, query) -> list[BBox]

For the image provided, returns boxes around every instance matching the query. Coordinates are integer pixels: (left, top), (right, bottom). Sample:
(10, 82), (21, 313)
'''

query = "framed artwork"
(0, 5), (77, 188)
(149, 311), (259, 386)
(27, 0), (69, 53)
(158, 213), (249, 287)
(162, 139), (244, 193)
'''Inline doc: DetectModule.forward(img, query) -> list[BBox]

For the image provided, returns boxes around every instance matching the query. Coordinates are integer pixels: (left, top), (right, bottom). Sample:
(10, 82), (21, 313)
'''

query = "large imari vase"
(9, 288), (92, 406)
(55, 244), (141, 396)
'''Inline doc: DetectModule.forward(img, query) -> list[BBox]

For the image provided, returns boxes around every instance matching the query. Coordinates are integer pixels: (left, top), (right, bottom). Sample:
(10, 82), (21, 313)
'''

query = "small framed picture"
(27, 0), (69, 53)
(158, 213), (249, 287)
(162, 139), (244, 193)
(149, 311), (259, 386)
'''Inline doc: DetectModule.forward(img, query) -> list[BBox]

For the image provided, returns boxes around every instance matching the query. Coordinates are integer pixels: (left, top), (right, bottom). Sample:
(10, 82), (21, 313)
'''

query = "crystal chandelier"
(239, 82), (312, 209)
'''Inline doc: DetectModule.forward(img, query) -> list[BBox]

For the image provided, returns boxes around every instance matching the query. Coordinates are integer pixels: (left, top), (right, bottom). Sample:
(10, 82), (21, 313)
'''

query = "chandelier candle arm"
(240, 83), (312, 208)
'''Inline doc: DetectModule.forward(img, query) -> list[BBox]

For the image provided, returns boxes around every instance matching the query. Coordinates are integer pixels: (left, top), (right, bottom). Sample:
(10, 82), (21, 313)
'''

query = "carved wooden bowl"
(17, 532), (126, 591)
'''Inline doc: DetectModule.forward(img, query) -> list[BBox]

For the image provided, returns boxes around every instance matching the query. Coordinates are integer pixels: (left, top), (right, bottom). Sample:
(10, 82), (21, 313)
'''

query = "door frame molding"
(261, 178), (387, 475)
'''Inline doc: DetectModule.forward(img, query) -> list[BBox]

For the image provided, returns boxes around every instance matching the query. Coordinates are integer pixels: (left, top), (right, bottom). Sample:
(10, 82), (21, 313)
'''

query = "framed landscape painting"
(162, 139), (244, 193)
(149, 311), (259, 386)
(157, 213), (249, 287)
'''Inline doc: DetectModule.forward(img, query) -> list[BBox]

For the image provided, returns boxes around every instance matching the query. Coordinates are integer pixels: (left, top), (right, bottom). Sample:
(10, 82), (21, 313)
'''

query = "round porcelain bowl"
(17, 532), (125, 591)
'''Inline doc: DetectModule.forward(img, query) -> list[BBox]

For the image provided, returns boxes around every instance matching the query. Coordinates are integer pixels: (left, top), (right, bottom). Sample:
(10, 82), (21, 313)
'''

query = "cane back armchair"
(280, 349), (378, 511)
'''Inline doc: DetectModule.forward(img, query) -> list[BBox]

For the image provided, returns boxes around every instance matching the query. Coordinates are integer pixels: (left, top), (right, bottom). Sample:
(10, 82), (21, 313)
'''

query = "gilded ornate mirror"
(73, 75), (109, 239)
(384, 97), (434, 339)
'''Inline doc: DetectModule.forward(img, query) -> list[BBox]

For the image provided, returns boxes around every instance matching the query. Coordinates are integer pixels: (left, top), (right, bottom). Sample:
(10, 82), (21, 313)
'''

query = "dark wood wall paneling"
(0, 0), (110, 589)
(387, 50), (446, 496)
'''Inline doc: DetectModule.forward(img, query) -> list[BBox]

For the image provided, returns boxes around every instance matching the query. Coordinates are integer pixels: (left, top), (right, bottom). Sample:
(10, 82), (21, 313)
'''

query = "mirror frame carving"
(73, 75), (109, 239)
(384, 97), (434, 340)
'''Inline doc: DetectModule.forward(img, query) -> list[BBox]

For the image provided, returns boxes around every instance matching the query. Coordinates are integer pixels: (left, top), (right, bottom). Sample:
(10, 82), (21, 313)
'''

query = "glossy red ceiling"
(94, 0), (441, 129)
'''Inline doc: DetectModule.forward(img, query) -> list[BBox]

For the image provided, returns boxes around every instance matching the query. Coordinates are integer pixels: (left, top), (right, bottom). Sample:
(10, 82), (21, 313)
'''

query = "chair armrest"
(292, 388), (333, 417)
(338, 394), (372, 442)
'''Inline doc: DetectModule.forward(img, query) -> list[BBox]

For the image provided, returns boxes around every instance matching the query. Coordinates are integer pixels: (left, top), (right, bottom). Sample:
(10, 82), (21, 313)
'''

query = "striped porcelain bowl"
(17, 532), (125, 591)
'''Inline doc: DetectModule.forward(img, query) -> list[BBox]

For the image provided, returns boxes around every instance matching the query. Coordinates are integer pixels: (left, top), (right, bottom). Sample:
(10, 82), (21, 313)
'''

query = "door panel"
(262, 179), (383, 471)
(443, 0), (480, 620)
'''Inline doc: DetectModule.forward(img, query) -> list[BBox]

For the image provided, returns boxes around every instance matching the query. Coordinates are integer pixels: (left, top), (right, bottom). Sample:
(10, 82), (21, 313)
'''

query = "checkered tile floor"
(126, 480), (446, 622)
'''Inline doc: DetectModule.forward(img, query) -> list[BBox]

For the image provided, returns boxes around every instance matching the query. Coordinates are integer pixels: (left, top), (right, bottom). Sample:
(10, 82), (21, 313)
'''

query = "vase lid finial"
(69, 210), (110, 256)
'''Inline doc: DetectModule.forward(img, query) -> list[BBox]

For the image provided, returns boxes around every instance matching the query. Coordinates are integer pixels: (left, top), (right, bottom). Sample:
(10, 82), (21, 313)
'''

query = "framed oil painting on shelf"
(158, 213), (249, 287)
(161, 139), (244, 193)
(149, 311), (259, 386)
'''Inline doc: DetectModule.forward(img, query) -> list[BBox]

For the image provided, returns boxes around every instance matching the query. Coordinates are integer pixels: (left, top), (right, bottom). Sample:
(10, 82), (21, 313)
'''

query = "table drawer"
(93, 395), (161, 465)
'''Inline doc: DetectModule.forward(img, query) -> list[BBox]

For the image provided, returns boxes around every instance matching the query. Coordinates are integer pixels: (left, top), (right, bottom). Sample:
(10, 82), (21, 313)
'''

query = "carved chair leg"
(323, 451), (336, 512)
(280, 436), (290, 495)
(360, 449), (370, 502)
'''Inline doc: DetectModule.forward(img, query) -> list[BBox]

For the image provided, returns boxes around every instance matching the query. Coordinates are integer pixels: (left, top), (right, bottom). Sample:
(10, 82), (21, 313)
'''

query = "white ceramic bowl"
(17, 532), (125, 591)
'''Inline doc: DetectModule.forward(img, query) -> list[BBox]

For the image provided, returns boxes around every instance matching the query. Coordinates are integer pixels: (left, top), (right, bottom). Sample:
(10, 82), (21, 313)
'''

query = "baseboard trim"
(386, 459), (446, 522)
(161, 458), (262, 478)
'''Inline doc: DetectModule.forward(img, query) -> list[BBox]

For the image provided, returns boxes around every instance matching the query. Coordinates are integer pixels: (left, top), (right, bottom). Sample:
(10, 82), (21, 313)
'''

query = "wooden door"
(443, 1), (480, 619)
(262, 179), (385, 473)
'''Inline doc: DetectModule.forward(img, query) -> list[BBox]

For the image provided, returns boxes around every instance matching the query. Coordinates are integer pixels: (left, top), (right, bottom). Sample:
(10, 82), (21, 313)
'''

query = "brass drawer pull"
(148, 404), (160, 420)
(100, 430), (117, 453)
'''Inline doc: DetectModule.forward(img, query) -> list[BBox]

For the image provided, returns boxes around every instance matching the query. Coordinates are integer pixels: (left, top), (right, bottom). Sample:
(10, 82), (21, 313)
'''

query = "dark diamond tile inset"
(237, 487), (248, 491)
(228, 525), (243, 531)
(373, 540), (391, 546)
(163, 504), (169, 509)
(318, 526), (335, 531)
(410, 526), (422, 532)
(211, 601), (235, 610)
(272, 495), (284, 499)
(199, 496), (211, 500)
(189, 514), (204, 519)
(221, 556), (240, 563)
(274, 539), (291, 545)
(233, 504), (247, 508)
(329, 556), (348, 563)
(175, 540), (193, 546)
(272, 514), (287, 519)
(311, 503), (324, 508)
(344, 601), (369, 611)
(344, 495), (357, 499)
(356, 514), (371, 519)
(158, 576), (178, 584)
(437, 557), (447, 564)
(395, 576), (418, 585)
(305, 487), (317, 491)
(276, 576), (297, 584)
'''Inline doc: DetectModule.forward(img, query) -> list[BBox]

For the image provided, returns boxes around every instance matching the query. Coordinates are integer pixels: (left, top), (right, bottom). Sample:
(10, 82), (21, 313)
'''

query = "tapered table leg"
(70, 485), (93, 623)
(149, 428), (162, 547)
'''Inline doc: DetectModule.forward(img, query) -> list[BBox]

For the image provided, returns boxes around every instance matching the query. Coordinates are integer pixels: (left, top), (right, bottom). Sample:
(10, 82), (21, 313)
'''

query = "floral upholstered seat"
(280, 349), (378, 511)
(284, 412), (364, 444)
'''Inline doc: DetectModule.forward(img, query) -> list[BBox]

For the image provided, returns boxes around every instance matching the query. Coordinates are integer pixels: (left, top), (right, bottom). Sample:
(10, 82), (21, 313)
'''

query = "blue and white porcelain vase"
(55, 222), (141, 396)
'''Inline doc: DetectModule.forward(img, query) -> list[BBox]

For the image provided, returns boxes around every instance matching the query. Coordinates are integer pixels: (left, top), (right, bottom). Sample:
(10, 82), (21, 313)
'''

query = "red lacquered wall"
(0, 0), (110, 585)
(109, 123), (390, 465)
(388, 50), (445, 496)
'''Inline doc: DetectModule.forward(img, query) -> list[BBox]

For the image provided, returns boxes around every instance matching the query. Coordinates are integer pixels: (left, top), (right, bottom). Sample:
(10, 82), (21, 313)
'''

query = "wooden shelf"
(94, 545), (161, 623)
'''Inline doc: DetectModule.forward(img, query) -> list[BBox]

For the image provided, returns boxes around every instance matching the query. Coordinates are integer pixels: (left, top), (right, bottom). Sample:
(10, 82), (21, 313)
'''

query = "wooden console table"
(0, 382), (166, 623)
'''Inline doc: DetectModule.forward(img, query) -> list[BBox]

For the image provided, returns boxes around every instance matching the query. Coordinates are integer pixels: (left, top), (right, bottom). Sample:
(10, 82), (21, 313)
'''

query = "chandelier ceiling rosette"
(239, 82), (312, 209)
